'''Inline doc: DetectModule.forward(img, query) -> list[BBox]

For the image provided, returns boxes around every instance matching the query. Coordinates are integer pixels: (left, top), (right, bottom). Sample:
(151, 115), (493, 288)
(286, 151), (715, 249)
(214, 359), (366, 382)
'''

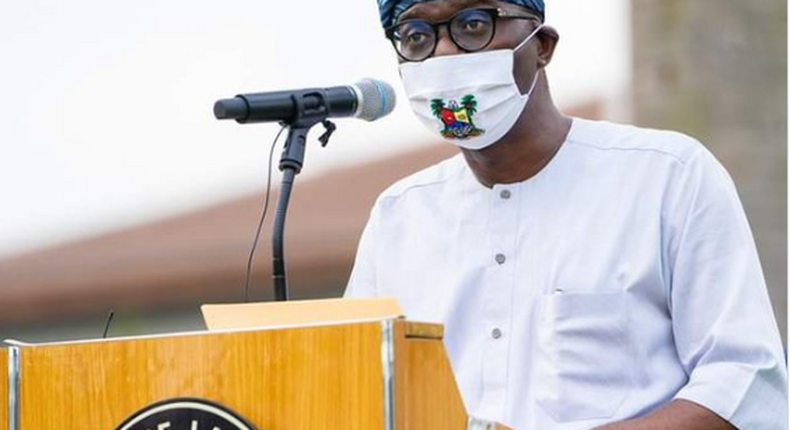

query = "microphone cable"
(244, 124), (287, 302)
(102, 309), (115, 338)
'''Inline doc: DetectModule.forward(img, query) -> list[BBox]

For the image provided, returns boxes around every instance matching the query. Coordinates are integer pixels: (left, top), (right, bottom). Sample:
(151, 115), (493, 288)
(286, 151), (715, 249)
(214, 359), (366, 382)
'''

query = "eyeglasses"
(385, 7), (541, 62)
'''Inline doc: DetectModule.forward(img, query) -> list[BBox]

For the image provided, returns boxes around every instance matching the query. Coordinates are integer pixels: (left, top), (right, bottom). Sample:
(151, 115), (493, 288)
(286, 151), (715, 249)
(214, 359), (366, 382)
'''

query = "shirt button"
(495, 253), (506, 265)
(500, 189), (511, 199)
(491, 328), (502, 339)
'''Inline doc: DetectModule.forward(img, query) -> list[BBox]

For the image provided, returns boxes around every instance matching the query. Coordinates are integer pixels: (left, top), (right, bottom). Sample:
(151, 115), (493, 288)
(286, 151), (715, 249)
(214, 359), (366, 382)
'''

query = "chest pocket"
(536, 291), (633, 423)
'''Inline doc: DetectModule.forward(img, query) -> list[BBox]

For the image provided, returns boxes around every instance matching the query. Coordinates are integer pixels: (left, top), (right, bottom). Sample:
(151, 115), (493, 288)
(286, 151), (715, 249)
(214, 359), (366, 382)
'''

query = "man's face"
(392, 0), (553, 92)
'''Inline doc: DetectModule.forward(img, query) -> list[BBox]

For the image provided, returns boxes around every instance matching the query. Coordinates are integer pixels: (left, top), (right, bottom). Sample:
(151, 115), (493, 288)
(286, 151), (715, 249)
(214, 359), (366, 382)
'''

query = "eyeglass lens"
(393, 9), (496, 61)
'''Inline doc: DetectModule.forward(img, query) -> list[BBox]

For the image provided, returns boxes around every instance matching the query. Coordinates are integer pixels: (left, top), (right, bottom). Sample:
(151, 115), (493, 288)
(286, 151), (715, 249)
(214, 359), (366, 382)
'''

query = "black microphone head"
(214, 97), (249, 121)
(351, 79), (396, 122)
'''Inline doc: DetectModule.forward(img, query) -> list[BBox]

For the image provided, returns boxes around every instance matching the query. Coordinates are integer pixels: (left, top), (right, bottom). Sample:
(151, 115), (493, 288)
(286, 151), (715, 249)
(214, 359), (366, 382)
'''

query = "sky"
(0, 0), (629, 258)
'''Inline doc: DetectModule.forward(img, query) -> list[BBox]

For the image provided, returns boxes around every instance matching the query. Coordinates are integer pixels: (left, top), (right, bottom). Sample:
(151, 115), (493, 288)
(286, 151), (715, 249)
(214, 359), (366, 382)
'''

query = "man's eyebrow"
(396, 0), (492, 23)
(396, 8), (418, 22)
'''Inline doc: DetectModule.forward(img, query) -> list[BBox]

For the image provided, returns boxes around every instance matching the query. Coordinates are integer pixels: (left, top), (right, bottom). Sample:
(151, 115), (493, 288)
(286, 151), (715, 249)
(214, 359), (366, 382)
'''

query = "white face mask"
(399, 25), (542, 150)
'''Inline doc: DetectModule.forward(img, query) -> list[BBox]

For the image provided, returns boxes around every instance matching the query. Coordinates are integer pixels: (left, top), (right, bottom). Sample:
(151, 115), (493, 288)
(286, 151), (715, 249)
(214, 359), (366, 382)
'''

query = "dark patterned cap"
(378, 0), (545, 28)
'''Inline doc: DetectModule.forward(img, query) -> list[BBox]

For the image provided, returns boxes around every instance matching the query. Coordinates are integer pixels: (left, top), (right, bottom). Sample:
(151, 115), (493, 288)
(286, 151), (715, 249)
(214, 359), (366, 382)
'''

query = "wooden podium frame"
(1, 315), (511, 430)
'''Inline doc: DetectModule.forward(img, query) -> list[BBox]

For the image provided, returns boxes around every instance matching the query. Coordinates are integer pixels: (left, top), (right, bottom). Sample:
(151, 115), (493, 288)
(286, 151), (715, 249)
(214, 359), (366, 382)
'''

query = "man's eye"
(461, 19), (488, 33)
(405, 32), (429, 45)
(464, 20), (481, 30)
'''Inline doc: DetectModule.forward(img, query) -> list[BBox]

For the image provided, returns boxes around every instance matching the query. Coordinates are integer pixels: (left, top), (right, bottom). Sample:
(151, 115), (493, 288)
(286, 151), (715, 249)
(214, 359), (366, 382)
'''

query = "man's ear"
(536, 26), (559, 67)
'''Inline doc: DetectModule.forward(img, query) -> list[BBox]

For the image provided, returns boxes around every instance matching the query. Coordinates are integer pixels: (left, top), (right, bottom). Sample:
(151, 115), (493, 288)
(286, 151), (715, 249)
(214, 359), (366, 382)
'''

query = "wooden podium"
(0, 300), (512, 430)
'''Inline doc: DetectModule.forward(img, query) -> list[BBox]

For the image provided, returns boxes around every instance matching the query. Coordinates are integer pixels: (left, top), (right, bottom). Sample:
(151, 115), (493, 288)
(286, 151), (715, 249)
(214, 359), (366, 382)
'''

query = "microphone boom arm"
(271, 94), (336, 301)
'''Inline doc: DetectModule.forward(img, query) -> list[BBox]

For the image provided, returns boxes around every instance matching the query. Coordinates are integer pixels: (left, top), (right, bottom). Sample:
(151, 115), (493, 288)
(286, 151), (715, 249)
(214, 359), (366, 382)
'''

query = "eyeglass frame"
(384, 7), (543, 62)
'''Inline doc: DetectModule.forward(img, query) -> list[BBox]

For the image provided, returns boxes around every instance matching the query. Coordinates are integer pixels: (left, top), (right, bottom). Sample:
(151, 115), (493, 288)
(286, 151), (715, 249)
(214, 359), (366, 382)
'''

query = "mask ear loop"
(514, 23), (544, 52)
(522, 69), (540, 98)
(513, 24), (544, 98)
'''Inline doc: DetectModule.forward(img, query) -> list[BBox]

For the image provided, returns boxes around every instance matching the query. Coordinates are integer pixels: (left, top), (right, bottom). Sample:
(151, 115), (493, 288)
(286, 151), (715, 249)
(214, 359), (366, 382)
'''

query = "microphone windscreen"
(353, 79), (397, 122)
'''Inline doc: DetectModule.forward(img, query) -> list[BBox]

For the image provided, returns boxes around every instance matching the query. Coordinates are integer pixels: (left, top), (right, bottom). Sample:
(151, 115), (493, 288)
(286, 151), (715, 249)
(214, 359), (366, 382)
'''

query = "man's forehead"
(378, 0), (545, 28)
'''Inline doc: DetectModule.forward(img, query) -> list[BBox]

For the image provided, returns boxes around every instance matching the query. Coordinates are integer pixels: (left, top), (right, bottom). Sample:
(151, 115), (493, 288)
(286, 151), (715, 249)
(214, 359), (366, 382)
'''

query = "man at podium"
(345, 0), (788, 429)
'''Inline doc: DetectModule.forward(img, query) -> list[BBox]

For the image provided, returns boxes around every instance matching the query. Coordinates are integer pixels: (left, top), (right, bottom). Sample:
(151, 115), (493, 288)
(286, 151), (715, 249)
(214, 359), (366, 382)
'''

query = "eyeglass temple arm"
(496, 7), (541, 21)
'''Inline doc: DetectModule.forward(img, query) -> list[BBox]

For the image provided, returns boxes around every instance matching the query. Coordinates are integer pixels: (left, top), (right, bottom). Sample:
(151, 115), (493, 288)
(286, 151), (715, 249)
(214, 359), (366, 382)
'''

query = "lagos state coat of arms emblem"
(431, 95), (485, 139)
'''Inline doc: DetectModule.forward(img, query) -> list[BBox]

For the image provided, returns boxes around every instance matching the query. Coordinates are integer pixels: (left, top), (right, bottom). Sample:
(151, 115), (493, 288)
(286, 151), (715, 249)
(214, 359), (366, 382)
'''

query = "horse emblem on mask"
(430, 95), (485, 139)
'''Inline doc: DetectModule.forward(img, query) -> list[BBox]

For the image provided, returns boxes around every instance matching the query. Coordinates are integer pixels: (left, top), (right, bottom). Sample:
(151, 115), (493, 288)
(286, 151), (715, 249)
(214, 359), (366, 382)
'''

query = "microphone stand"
(271, 93), (336, 301)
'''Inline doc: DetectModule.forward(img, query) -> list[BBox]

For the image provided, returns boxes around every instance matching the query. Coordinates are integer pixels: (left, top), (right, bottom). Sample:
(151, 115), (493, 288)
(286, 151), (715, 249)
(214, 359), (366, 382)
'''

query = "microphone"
(213, 78), (396, 124)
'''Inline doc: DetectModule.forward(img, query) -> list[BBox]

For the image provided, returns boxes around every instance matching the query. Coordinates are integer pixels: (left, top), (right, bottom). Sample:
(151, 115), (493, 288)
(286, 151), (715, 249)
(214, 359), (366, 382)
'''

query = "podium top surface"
(2, 298), (430, 348)
(202, 297), (403, 331)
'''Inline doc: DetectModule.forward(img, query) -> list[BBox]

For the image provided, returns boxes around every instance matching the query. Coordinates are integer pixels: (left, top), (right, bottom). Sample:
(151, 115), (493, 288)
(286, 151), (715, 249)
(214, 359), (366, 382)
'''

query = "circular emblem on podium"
(115, 398), (257, 430)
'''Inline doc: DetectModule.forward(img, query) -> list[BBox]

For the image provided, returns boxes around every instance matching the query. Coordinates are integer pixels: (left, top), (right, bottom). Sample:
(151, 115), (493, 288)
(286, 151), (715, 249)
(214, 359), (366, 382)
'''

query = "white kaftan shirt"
(345, 118), (787, 430)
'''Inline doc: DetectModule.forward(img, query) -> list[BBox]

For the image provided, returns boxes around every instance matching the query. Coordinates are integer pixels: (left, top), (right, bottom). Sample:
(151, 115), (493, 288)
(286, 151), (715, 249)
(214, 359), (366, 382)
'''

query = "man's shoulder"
(568, 118), (706, 165)
(377, 153), (466, 202)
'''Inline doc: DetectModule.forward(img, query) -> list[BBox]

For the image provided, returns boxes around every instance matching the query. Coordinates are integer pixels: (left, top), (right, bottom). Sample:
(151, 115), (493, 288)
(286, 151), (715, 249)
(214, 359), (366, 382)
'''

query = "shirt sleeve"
(344, 202), (381, 298)
(665, 148), (788, 429)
